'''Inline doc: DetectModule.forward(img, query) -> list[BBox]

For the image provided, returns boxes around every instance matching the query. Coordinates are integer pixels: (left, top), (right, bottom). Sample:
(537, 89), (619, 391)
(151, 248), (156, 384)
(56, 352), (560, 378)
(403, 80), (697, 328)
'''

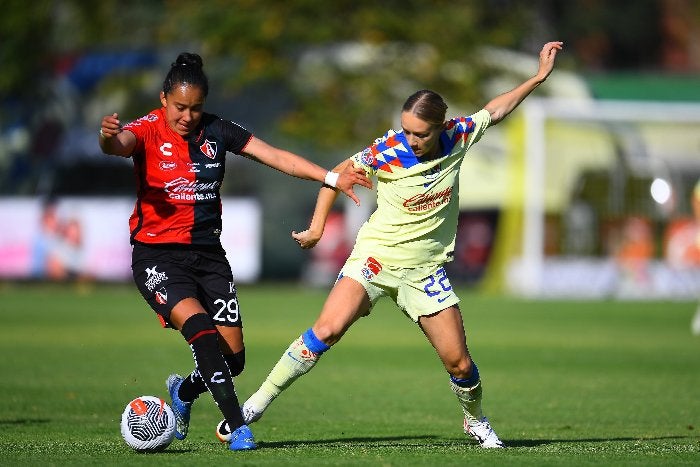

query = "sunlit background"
(1, 0), (699, 299)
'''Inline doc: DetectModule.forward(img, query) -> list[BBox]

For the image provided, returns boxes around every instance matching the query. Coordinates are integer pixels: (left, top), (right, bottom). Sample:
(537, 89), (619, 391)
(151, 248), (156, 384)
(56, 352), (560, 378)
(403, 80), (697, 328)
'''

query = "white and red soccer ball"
(120, 395), (176, 452)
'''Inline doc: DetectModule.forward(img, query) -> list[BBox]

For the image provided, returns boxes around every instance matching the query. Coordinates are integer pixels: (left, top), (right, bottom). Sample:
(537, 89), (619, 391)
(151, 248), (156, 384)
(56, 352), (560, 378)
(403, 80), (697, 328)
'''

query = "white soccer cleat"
(241, 398), (265, 425)
(464, 416), (505, 448)
(213, 400), (264, 442)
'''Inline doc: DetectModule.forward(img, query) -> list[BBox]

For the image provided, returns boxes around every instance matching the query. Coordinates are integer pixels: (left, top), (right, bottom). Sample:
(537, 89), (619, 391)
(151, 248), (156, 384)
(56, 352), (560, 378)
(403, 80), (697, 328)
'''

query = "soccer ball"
(120, 395), (176, 452)
(215, 419), (232, 443)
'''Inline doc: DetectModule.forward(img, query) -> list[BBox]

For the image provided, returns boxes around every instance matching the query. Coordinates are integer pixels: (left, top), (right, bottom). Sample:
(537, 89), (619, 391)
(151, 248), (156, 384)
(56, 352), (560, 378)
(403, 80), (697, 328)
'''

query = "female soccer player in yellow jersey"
(239, 41), (563, 448)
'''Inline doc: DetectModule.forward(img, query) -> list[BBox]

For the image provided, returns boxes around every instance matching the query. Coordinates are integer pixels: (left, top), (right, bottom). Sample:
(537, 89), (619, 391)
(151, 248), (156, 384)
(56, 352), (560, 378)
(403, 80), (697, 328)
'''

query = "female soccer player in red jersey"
(98, 52), (371, 452)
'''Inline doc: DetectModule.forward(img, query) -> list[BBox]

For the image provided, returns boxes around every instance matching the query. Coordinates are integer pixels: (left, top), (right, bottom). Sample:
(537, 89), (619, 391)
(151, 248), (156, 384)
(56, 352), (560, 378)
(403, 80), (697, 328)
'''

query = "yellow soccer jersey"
(348, 109), (491, 268)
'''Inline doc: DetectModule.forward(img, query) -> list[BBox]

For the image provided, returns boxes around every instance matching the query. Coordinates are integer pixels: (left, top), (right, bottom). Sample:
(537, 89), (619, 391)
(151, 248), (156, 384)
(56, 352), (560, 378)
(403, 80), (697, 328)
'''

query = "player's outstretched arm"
(292, 159), (358, 249)
(484, 41), (563, 125)
(243, 137), (371, 205)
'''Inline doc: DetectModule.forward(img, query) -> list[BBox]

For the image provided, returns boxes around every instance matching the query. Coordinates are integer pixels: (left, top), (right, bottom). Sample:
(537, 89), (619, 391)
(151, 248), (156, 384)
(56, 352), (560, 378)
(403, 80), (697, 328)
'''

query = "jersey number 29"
(213, 297), (239, 323)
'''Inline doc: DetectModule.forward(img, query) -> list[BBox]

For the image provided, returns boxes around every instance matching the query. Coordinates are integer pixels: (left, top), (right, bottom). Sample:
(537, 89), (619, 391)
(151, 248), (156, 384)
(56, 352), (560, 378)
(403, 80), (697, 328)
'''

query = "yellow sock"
(248, 334), (322, 409)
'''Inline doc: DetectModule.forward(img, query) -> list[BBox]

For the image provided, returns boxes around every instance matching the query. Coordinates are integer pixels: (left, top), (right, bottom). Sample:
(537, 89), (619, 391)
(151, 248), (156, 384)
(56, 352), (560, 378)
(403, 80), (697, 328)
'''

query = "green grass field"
(1, 282), (698, 465)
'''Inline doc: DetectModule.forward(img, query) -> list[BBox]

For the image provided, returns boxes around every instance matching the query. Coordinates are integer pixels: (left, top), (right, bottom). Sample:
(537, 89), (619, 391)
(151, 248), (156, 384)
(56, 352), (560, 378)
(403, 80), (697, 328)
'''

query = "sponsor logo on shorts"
(145, 266), (168, 292)
(155, 287), (167, 305)
(361, 256), (382, 281)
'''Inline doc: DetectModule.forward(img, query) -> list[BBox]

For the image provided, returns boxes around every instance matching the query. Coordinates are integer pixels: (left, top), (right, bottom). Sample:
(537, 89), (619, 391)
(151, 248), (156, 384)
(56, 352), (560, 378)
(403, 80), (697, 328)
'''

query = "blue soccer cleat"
(229, 424), (257, 451)
(166, 374), (192, 440)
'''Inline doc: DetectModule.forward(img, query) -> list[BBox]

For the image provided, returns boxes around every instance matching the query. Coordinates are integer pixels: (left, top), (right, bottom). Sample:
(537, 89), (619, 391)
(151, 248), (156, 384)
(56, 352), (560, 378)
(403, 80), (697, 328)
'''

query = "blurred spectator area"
(1, 0), (699, 284)
(547, 76), (700, 260)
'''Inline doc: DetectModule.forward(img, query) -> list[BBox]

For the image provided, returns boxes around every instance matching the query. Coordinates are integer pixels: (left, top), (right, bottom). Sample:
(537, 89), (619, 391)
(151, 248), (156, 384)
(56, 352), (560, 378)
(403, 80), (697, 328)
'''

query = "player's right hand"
(100, 112), (122, 139)
(335, 164), (372, 206)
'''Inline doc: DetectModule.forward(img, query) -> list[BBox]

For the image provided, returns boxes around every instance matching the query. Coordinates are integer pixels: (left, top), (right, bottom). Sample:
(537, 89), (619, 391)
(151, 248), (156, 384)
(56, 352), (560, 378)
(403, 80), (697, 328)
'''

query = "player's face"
(401, 111), (444, 158)
(160, 84), (205, 136)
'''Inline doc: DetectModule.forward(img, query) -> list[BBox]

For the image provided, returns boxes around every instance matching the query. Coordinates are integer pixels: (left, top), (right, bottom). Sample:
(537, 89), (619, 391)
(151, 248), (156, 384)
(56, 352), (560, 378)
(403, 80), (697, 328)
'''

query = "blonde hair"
(401, 90), (448, 127)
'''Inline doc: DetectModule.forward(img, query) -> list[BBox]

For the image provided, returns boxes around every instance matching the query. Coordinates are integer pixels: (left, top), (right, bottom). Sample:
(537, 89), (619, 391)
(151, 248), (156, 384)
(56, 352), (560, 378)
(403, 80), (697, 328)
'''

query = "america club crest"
(361, 256), (382, 281)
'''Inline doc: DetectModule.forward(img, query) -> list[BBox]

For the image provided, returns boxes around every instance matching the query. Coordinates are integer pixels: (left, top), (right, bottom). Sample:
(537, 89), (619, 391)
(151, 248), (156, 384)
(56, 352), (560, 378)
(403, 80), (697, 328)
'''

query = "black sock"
(180, 314), (244, 430)
(179, 349), (246, 402)
(178, 369), (206, 403)
(225, 349), (246, 377)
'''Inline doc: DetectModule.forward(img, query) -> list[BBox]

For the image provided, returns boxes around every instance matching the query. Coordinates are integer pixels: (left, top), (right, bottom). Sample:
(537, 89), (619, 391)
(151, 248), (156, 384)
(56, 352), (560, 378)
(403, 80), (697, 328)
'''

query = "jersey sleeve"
(441, 109), (491, 154)
(468, 108), (491, 144)
(219, 119), (253, 154)
(122, 112), (159, 154)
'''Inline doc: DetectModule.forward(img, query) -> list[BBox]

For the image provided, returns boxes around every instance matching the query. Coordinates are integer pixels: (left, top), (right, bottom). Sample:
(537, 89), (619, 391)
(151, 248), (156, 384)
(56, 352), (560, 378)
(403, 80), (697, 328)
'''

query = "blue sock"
(302, 328), (330, 355)
(450, 363), (480, 387)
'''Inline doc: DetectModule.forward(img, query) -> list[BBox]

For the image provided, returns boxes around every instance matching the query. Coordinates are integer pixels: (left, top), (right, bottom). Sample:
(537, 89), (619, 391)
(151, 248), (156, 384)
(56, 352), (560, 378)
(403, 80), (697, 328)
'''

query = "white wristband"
(324, 171), (339, 188)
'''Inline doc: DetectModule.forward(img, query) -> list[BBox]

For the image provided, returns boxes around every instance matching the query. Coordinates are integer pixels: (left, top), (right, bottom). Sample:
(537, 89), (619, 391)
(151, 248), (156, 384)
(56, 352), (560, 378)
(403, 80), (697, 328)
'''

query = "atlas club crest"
(200, 139), (218, 159)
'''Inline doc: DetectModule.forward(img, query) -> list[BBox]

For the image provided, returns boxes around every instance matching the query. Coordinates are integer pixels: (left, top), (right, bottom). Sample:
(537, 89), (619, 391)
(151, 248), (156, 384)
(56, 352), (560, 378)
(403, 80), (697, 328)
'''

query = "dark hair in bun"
(162, 52), (209, 97)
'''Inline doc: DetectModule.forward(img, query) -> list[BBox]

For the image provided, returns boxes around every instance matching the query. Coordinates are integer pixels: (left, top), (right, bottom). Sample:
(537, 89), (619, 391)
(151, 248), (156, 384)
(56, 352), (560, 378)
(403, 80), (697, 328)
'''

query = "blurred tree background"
(1, 0), (698, 278)
(4, 0), (698, 161)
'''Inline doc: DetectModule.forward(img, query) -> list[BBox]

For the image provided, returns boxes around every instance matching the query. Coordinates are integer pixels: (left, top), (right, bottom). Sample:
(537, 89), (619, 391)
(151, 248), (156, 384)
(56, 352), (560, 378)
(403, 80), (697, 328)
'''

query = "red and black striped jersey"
(123, 107), (252, 246)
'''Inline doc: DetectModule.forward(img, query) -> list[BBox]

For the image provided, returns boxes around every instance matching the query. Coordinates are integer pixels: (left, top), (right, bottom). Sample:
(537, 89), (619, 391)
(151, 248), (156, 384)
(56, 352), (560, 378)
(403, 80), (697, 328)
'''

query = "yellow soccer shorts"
(338, 255), (460, 322)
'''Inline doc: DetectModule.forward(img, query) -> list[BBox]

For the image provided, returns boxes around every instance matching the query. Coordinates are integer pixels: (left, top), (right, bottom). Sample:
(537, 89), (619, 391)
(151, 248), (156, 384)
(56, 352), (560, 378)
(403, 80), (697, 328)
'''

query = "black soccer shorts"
(131, 242), (243, 329)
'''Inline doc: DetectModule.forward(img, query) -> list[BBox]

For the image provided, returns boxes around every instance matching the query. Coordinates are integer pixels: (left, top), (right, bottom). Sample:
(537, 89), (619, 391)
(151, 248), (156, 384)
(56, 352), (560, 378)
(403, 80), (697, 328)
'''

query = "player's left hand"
(535, 41), (563, 82)
(291, 229), (321, 249)
(100, 112), (123, 139)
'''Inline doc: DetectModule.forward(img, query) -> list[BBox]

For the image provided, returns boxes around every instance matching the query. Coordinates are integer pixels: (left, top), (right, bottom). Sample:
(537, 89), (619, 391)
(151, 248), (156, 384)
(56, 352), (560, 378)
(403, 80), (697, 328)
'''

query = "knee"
(446, 357), (476, 380)
(224, 349), (245, 377)
(181, 313), (217, 344)
(310, 323), (341, 347)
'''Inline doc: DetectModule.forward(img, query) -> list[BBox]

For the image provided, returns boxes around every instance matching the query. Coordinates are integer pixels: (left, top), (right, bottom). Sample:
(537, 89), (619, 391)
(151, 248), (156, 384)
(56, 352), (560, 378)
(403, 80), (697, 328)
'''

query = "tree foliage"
(162, 0), (535, 151)
(0, 0), (54, 103)
(2, 0), (691, 150)
(1, 0), (536, 151)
